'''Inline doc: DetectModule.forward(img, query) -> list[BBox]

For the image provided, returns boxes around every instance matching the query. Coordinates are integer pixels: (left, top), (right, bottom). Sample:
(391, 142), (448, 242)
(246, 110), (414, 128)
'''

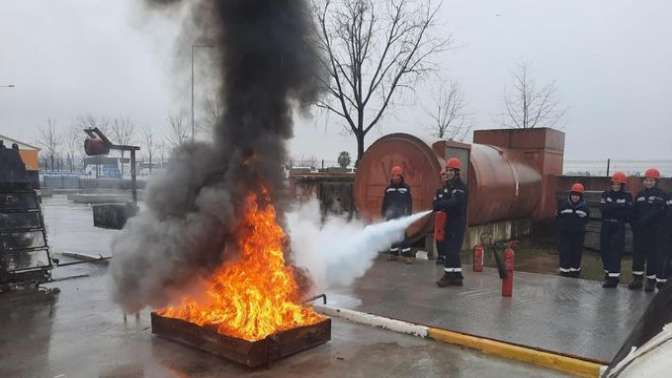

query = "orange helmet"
(611, 171), (627, 184)
(446, 158), (462, 170)
(391, 166), (403, 176)
(570, 183), (585, 194)
(644, 168), (661, 179)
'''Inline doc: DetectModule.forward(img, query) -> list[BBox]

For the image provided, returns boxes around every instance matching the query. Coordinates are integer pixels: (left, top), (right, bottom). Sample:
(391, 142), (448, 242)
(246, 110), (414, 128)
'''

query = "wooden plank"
(151, 312), (330, 368)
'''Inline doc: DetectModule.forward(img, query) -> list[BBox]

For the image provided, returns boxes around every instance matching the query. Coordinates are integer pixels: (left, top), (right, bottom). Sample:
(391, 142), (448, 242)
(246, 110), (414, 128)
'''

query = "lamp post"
(0, 84), (15, 88)
(191, 44), (214, 141)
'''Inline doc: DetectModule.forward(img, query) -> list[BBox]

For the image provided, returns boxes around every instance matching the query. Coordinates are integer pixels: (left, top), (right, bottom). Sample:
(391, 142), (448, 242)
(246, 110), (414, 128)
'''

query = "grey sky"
(1, 0), (671, 162)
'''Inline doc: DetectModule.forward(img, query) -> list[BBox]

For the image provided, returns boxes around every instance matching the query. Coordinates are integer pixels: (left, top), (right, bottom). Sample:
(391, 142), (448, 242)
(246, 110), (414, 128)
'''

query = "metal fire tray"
(151, 312), (331, 368)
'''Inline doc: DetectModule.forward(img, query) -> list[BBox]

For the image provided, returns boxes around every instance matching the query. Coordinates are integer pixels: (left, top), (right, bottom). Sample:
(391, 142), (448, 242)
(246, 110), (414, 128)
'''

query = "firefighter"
(630, 168), (669, 292)
(381, 165), (413, 262)
(435, 170), (449, 266)
(434, 157), (468, 287)
(557, 183), (590, 278)
(600, 172), (632, 288)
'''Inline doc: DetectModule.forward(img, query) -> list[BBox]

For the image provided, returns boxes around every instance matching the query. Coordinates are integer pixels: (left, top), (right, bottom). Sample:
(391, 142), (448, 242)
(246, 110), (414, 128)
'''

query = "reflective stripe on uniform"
(390, 248), (399, 252)
(575, 210), (588, 217)
(444, 267), (463, 273)
(656, 278), (668, 283)
(560, 209), (574, 214)
(401, 248), (411, 252)
(608, 273), (621, 278)
(616, 198), (626, 203)
(647, 274), (657, 279)
(559, 268), (571, 273)
(398, 188), (408, 193)
(386, 188), (397, 192)
(570, 267), (582, 272)
(632, 271), (645, 276)
(637, 197), (646, 202)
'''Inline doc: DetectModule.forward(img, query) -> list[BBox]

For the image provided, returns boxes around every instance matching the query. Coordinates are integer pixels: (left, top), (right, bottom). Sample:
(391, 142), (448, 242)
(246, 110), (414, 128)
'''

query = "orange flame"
(158, 192), (323, 341)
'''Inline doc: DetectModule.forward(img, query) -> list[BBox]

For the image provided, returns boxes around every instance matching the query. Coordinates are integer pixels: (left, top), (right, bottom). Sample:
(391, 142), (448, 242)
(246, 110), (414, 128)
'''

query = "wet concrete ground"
(1, 196), (566, 377)
(1, 266), (566, 378)
(327, 257), (654, 363)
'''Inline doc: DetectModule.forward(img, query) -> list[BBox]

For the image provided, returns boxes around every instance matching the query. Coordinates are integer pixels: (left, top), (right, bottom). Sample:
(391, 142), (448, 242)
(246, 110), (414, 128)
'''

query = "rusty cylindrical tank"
(353, 133), (543, 240)
(353, 134), (441, 238)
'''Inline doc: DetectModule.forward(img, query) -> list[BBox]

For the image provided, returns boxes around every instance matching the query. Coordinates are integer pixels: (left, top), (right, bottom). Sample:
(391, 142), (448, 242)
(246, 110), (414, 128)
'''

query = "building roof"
(0, 134), (41, 151)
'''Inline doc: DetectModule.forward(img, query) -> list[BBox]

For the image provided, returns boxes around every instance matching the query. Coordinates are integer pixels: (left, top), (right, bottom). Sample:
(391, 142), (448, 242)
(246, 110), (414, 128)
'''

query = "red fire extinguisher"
(434, 211), (446, 241)
(502, 244), (515, 297)
(473, 244), (484, 272)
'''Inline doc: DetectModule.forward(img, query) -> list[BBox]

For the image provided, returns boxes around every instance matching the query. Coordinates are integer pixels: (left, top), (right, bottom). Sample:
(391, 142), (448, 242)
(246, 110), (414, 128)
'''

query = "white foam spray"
(287, 199), (431, 291)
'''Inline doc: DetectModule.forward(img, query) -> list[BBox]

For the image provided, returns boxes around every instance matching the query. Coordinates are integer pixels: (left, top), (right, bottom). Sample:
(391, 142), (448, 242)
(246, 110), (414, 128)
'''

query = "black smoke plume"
(110, 0), (322, 312)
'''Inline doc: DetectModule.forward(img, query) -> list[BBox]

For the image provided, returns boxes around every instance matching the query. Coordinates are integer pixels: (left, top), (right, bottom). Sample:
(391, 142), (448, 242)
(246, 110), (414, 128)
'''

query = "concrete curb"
(315, 304), (604, 378)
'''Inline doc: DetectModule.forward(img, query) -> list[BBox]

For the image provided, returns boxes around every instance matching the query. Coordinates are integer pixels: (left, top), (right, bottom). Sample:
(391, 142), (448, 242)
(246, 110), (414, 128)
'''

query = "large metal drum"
(354, 133), (543, 239)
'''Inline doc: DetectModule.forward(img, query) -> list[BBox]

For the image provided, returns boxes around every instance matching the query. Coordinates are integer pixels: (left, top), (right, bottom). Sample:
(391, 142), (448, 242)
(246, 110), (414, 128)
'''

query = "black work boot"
(436, 272), (453, 287)
(628, 275), (644, 290)
(437, 272), (463, 287)
(645, 278), (656, 292)
(570, 270), (581, 278)
(388, 250), (399, 261)
(602, 277), (619, 288)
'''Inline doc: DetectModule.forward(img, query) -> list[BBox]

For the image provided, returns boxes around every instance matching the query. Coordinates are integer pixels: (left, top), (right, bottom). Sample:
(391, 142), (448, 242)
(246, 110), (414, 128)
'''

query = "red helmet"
(570, 183), (585, 194)
(611, 171), (627, 185)
(446, 158), (462, 170)
(644, 168), (661, 179)
(390, 166), (403, 176)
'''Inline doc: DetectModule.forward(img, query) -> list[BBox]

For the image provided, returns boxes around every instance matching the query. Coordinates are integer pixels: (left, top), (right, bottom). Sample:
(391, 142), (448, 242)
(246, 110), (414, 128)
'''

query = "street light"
(0, 84), (15, 88)
(191, 43), (214, 141)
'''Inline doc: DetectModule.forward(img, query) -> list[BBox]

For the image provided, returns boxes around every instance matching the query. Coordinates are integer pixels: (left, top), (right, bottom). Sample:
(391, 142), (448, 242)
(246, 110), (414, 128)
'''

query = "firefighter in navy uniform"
(434, 158), (468, 287)
(630, 168), (669, 292)
(381, 166), (413, 262)
(600, 172), (633, 288)
(556, 183), (590, 278)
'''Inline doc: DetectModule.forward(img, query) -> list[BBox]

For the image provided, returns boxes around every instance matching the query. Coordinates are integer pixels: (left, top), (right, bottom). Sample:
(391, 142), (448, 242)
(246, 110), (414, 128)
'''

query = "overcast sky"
(1, 0), (671, 163)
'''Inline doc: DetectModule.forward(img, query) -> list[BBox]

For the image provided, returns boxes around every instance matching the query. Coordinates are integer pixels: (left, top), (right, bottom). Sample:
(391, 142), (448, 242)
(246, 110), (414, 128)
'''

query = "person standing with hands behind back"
(630, 168), (668, 292)
(600, 172), (632, 288)
(381, 165), (413, 262)
(557, 183), (590, 278)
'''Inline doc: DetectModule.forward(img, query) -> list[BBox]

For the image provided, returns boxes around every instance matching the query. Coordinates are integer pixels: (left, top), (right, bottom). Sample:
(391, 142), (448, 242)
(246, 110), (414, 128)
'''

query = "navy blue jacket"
(557, 196), (591, 234)
(600, 190), (632, 223)
(432, 178), (468, 230)
(633, 187), (668, 229)
(381, 178), (412, 220)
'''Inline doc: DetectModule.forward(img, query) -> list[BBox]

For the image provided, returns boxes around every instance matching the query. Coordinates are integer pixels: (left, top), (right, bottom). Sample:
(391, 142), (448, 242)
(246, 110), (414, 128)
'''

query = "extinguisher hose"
(491, 244), (508, 280)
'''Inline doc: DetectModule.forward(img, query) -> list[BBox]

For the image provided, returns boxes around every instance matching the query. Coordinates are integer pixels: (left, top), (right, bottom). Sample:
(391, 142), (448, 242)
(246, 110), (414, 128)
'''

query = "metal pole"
(191, 45), (195, 142)
(131, 149), (137, 204)
(606, 158), (611, 177)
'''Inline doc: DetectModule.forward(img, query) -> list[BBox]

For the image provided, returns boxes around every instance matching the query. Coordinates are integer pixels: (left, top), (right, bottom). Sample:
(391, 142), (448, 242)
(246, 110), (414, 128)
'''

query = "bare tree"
(314, 0), (448, 164)
(166, 115), (190, 149)
(503, 63), (567, 129)
(37, 119), (61, 171)
(143, 128), (155, 175)
(65, 123), (86, 172)
(425, 80), (470, 140)
(199, 96), (224, 135)
(110, 118), (136, 177)
(77, 114), (110, 134)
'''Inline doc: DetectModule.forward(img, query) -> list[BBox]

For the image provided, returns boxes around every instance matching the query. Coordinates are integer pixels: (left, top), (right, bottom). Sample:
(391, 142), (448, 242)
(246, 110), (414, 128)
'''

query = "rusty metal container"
(353, 128), (565, 240)
(353, 133), (441, 238)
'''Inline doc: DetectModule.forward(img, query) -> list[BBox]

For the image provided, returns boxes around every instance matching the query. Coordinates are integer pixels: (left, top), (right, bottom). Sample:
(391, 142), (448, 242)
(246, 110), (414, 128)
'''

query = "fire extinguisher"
(502, 244), (515, 297)
(473, 244), (484, 272)
(434, 211), (446, 241)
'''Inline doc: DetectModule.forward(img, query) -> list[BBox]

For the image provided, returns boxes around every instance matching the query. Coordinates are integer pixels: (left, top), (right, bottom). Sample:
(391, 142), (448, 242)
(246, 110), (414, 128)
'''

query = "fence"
(563, 160), (672, 177)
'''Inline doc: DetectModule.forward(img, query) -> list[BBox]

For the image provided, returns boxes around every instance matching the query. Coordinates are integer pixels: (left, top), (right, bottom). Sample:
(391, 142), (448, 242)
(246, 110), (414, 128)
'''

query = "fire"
(158, 192), (323, 341)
